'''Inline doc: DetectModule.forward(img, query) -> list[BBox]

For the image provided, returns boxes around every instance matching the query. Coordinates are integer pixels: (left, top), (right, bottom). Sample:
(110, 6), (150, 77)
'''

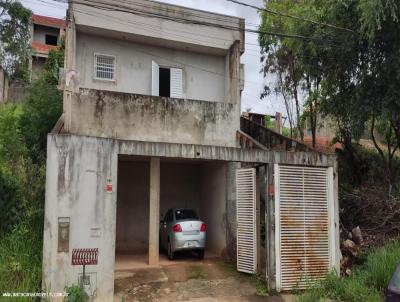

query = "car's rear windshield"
(175, 209), (198, 220)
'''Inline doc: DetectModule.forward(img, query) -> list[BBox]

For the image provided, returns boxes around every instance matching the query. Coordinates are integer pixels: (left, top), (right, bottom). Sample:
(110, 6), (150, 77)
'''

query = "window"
(94, 54), (116, 81)
(45, 34), (58, 46)
(152, 61), (182, 98)
(159, 68), (170, 97)
(175, 209), (198, 221)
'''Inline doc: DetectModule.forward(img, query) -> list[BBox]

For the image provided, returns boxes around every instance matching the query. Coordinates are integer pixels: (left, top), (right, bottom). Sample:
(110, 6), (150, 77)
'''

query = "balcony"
(64, 88), (240, 148)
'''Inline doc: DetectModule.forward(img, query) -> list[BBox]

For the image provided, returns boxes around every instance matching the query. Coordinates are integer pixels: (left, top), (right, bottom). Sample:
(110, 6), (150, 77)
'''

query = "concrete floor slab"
(114, 258), (293, 302)
(115, 251), (220, 271)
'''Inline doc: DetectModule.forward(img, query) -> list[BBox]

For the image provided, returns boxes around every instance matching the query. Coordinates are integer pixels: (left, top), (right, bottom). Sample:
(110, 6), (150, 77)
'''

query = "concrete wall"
(160, 162), (201, 216)
(76, 33), (227, 102)
(32, 57), (46, 80)
(71, 0), (244, 54)
(65, 89), (240, 147)
(116, 160), (203, 253)
(116, 160), (149, 253)
(199, 162), (227, 256)
(33, 24), (60, 44)
(43, 135), (118, 301)
(7, 80), (28, 103)
(116, 159), (227, 255)
(43, 133), (338, 301)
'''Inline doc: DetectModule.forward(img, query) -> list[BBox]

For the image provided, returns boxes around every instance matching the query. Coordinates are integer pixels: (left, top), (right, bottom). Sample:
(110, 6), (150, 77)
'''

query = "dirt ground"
(114, 253), (294, 302)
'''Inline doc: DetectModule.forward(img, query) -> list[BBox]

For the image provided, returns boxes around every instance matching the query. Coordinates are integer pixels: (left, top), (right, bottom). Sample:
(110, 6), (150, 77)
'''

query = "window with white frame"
(94, 54), (116, 80)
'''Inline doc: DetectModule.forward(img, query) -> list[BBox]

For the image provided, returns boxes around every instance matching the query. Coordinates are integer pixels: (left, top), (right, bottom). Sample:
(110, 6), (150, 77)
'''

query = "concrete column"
(266, 164), (276, 290)
(148, 157), (160, 265)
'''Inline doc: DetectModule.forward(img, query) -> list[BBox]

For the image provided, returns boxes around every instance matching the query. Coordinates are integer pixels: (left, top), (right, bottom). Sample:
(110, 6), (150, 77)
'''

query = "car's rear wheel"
(168, 240), (174, 260)
(198, 249), (204, 260)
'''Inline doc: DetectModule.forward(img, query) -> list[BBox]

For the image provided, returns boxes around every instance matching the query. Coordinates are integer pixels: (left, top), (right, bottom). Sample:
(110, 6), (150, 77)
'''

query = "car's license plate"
(187, 241), (196, 247)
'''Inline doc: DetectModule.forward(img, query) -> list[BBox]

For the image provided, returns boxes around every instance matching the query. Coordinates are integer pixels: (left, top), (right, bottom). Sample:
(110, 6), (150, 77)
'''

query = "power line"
(29, 0), (350, 48)
(226, 0), (356, 33)
(70, 0), (350, 46)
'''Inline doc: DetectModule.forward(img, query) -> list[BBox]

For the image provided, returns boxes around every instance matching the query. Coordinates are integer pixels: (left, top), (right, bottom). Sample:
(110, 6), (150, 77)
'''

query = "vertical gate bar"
(274, 164), (281, 291)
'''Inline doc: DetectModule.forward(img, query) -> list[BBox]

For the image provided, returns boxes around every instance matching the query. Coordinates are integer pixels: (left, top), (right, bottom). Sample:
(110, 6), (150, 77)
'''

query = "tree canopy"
(259, 0), (400, 192)
(0, 0), (32, 79)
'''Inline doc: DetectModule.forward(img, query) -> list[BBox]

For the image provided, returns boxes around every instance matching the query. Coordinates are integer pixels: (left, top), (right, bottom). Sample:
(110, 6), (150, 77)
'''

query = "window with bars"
(94, 54), (116, 80)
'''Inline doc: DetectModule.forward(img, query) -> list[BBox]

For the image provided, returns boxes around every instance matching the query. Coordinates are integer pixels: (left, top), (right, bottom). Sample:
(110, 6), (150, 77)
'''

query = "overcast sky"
(21, 0), (283, 115)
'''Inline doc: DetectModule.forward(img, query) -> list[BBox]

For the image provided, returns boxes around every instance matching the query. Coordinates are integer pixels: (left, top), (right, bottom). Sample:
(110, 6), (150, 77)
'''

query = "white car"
(160, 208), (206, 260)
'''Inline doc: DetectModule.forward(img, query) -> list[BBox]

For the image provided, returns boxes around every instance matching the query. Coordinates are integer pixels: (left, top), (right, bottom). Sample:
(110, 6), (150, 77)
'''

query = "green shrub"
(0, 72), (62, 299)
(298, 240), (400, 302)
(19, 77), (62, 161)
(64, 285), (89, 302)
(0, 167), (24, 234)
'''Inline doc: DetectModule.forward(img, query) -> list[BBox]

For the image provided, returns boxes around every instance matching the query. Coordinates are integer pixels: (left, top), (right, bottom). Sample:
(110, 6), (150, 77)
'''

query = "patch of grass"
(0, 212), (43, 302)
(186, 265), (208, 280)
(255, 277), (269, 297)
(298, 240), (400, 302)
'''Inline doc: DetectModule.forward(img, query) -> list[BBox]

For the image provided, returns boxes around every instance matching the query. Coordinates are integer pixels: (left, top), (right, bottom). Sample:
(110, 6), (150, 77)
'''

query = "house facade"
(31, 14), (66, 78)
(42, 1), (340, 301)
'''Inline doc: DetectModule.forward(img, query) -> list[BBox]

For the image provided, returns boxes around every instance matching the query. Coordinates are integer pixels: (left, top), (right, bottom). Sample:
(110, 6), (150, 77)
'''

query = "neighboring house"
(31, 14), (66, 78)
(42, 1), (340, 300)
(0, 65), (9, 103)
(3, 14), (66, 103)
(242, 111), (283, 133)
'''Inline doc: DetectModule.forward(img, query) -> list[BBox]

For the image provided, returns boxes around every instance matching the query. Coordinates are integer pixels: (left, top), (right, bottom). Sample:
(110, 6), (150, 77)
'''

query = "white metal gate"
(236, 168), (257, 274)
(275, 164), (334, 291)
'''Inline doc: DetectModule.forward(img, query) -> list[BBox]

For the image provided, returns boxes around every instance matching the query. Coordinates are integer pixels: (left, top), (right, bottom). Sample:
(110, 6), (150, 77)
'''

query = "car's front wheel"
(168, 240), (174, 260)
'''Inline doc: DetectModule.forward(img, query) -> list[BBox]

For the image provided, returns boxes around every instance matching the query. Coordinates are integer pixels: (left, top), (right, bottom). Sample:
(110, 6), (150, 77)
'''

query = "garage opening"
(115, 156), (228, 271)
(115, 156), (150, 270)
(159, 159), (227, 262)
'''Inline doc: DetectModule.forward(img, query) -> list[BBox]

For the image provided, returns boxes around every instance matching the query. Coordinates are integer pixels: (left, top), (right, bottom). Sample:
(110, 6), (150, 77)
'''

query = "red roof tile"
(32, 41), (58, 55)
(32, 14), (66, 28)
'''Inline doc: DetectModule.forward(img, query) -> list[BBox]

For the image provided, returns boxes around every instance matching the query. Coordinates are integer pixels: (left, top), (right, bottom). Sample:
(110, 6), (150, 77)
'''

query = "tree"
(259, 0), (400, 192)
(259, 0), (360, 148)
(0, 1), (31, 79)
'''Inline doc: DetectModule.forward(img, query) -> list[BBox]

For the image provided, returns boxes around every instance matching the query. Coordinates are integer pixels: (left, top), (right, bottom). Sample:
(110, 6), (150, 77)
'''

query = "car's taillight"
(173, 224), (182, 232)
(200, 223), (206, 232)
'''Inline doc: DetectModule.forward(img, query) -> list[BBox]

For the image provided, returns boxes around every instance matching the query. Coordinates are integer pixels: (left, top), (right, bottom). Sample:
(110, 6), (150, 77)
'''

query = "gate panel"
(236, 168), (257, 274)
(275, 165), (330, 290)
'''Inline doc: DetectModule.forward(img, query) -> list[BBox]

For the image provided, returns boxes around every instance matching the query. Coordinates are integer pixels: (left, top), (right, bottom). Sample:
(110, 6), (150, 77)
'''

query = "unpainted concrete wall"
(199, 162), (227, 256)
(7, 80), (28, 103)
(160, 162), (201, 216)
(116, 161), (149, 253)
(33, 24), (60, 44)
(43, 133), (338, 301)
(32, 57), (46, 81)
(116, 159), (227, 256)
(66, 89), (240, 147)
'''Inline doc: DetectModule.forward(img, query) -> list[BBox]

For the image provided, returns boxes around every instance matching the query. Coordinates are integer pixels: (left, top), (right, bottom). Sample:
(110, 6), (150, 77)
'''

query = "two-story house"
(42, 1), (340, 300)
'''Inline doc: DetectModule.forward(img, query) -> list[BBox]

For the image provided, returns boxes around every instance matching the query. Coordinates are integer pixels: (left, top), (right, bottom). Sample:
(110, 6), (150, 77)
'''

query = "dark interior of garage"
(115, 156), (227, 270)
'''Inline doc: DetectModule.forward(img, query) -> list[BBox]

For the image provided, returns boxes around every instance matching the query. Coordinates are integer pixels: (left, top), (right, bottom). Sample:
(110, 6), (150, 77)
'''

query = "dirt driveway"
(114, 254), (294, 302)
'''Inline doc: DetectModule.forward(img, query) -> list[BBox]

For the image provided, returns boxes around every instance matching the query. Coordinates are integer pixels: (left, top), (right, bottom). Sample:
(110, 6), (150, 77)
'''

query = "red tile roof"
(32, 14), (66, 28)
(32, 41), (58, 55)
